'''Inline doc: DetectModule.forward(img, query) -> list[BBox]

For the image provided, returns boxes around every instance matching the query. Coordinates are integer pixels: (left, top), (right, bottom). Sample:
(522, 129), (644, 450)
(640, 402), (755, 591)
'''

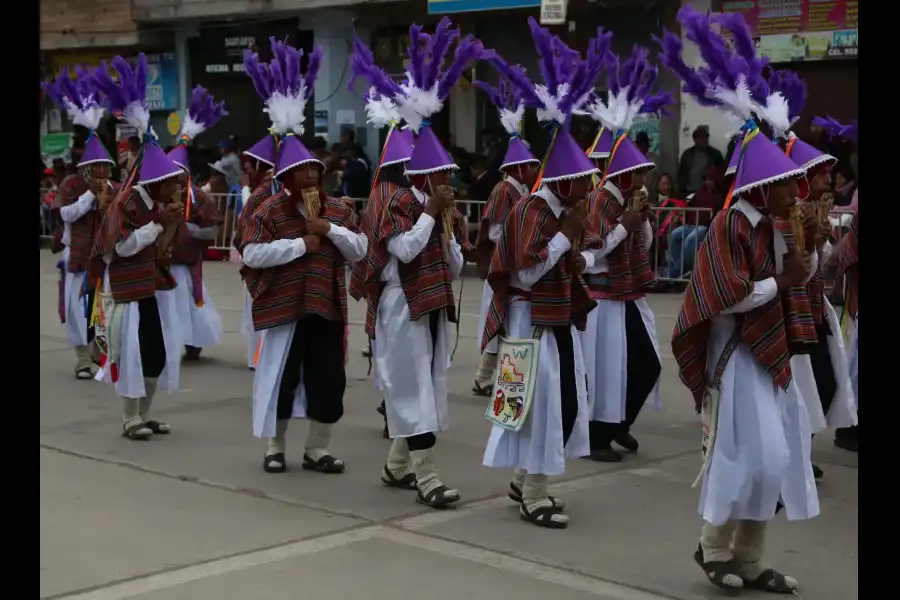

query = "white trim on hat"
(274, 158), (326, 181)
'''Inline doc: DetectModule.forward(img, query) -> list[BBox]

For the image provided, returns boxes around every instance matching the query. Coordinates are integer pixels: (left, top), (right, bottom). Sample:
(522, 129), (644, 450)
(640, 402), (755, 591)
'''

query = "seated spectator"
(666, 165), (724, 278)
(466, 153), (501, 226)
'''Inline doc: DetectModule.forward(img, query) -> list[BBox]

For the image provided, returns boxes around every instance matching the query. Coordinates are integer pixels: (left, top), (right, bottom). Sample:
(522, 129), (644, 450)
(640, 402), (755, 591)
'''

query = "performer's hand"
(307, 218), (332, 236)
(88, 177), (105, 197)
(572, 253), (587, 274)
(776, 250), (812, 289)
(622, 210), (643, 233)
(302, 234), (322, 253)
(639, 201), (653, 222)
(800, 201), (817, 232)
(560, 210), (586, 241)
(160, 201), (184, 225)
(426, 185), (455, 217)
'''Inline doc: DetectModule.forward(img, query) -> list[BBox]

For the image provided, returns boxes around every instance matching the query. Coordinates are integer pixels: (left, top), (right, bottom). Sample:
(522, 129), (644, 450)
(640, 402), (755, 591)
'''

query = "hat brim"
(541, 166), (599, 183)
(242, 151), (275, 167)
(733, 166), (807, 197)
(500, 158), (541, 170)
(404, 164), (460, 176)
(274, 158), (326, 181)
(588, 152), (611, 160)
(138, 169), (182, 186)
(798, 153), (838, 172)
(379, 156), (412, 168)
(77, 157), (116, 168)
(605, 160), (655, 180)
(207, 162), (227, 175)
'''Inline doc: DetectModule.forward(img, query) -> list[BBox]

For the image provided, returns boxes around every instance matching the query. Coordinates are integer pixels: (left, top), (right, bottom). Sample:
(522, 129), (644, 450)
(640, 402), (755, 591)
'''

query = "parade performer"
(481, 21), (609, 528)
(42, 67), (118, 379)
(351, 18), (481, 508)
(471, 70), (540, 397)
(235, 49), (282, 370)
(763, 71), (857, 472)
(241, 40), (367, 474)
(663, 9), (819, 592)
(832, 207), (858, 452)
(580, 45), (670, 463)
(89, 54), (186, 440)
(167, 87), (227, 361)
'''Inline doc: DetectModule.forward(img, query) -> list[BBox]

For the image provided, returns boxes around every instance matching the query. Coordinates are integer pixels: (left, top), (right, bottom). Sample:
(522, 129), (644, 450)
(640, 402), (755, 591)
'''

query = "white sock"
(386, 438), (412, 479)
(521, 474), (568, 525)
(410, 448), (457, 499)
(121, 397), (150, 435)
(267, 419), (289, 457)
(305, 421), (341, 464)
(475, 352), (498, 386)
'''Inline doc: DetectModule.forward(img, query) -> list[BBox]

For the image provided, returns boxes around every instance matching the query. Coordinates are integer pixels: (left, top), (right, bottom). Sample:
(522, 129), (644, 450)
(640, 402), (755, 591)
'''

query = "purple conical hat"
(725, 132), (743, 176)
(380, 126), (415, 167)
(167, 145), (189, 171)
(604, 134), (655, 179)
(42, 67), (114, 168)
(587, 128), (614, 160)
(732, 128), (805, 197)
(275, 135), (324, 180)
(812, 115), (857, 143)
(89, 55), (183, 184)
(405, 127), (456, 175)
(784, 133), (835, 171)
(541, 128), (598, 182)
(501, 137), (538, 170)
(244, 135), (277, 167)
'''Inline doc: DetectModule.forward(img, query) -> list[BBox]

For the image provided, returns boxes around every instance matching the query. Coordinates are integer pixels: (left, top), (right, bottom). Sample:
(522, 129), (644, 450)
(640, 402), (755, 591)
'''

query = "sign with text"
(540, 0), (568, 25)
(428, 0), (541, 14)
(720, 0), (858, 62)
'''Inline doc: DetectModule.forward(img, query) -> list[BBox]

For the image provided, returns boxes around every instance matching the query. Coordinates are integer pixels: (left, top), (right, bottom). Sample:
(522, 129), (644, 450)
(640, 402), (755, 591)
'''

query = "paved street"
(39, 250), (858, 600)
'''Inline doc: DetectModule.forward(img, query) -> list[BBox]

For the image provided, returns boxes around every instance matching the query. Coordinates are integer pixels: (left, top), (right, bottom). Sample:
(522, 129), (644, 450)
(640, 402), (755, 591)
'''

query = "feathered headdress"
(657, 7), (803, 200)
(477, 57), (539, 170)
(812, 115), (858, 143)
(242, 48), (278, 167)
(90, 54), (182, 185)
(503, 18), (610, 184)
(168, 86), (228, 170)
(42, 66), (114, 168)
(265, 37), (326, 179)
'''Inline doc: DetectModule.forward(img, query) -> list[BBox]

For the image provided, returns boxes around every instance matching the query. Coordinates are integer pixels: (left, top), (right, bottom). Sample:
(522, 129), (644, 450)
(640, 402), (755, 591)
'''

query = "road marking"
(49, 525), (680, 600)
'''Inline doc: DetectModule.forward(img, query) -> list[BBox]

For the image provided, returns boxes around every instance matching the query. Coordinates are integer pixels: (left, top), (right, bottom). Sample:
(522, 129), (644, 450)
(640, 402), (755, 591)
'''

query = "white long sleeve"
(488, 223), (503, 243)
(586, 224), (629, 261)
(326, 224), (368, 262)
(116, 222), (163, 257)
(515, 232), (572, 288)
(242, 238), (307, 268)
(640, 219), (653, 248)
(187, 222), (219, 241)
(59, 191), (95, 223)
(444, 239), (464, 279)
(580, 251), (595, 270)
(387, 213), (436, 264)
(241, 186), (251, 206)
(721, 278), (778, 315)
(803, 250), (819, 285)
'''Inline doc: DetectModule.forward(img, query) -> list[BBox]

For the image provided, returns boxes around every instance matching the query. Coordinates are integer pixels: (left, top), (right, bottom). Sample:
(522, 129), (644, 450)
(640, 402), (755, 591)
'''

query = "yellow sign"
(167, 112), (181, 136)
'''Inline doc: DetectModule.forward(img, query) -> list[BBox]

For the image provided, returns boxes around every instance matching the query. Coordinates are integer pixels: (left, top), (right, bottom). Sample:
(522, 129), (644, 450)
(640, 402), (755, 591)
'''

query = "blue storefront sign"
(143, 52), (180, 111)
(428, 0), (541, 14)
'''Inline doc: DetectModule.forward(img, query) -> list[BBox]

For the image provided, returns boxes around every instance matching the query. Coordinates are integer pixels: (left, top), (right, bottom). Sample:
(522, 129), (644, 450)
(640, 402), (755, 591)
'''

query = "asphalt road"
(39, 250), (858, 600)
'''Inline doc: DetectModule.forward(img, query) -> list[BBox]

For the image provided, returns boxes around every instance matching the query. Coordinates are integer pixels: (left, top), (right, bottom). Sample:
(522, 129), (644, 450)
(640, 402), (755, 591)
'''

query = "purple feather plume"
(88, 53), (149, 114)
(436, 34), (489, 101)
(407, 24), (427, 88)
(654, 28), (716, 107)
(187, 85), (228, 130)
(348, 33), (404, 100)
(243, 49), (274, 101)
(812, 115), (858, 142)
(767, 69), (806, 123)
(528, 17), (559, 93)
(303, 47), (323, 94)
(423, 17), (459, 91)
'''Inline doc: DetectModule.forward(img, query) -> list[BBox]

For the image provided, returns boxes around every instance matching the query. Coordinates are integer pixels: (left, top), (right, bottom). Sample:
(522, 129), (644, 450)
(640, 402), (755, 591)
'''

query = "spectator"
(832, 162), (857, 209)
(40, 167), (57, 237)
(217, 136), (243, 189)
(480, 128), (505, 173)
(466, 153), (501, 225)
(341, 145), (372, 211)
(450, 146), (471, 190)
(667, 165), (724, 278)
(635, 131), (661, 204)
(339, 128), (371, 170)
(677, 126), (725, 198)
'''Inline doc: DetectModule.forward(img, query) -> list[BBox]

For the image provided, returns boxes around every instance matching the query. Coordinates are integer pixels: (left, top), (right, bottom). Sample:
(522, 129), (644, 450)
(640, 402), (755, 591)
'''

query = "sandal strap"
(521, 504), (563, 523)
(422, 484), (457, 503)
(122, 423), (150, 438)
(748, 568), (795, 593)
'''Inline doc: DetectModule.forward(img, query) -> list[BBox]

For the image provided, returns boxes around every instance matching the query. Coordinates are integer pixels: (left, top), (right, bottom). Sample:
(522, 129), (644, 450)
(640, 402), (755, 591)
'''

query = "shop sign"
(428, 0), (541, 14)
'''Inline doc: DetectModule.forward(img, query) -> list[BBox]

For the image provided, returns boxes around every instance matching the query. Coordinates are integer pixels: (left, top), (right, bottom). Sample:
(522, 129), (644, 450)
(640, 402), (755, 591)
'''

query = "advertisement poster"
(720, 0), (858, 62)
(41, 133), (72, 167)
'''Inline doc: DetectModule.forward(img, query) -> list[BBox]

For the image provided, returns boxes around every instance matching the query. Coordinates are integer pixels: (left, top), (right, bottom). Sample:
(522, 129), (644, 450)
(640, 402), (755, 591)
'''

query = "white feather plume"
(122, 100), (151, 136)
(365, 86), (402, 129)
(586, 87), (644, 134)
(756, 91), (792, 140)
(265, 83), (309, 136)
(498, 102), (525, 136)
(534, 82), (569, 125)
(395, 71), (442, 134)
(179, 113), (206, 142)
(65, 97), (105, 131)
(709, 74), (756, 122)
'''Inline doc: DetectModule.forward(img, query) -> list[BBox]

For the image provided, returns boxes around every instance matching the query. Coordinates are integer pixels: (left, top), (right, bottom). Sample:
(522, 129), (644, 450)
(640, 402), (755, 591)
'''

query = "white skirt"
(242, 290), (261, 368)
(582, 298), (662, 423)
(96, 283), (182, 399)
(370, 338), (385, 392)
(251, 323), (308, 438)
(482, 298), (591, 476)
(375, 283), (450, 438)
(699, 314), (819, 526)
(63, 270), (89, 347)
(790, 300), (858, 432)
(477, 280), (498, 354)
(170, 264), (223, 348)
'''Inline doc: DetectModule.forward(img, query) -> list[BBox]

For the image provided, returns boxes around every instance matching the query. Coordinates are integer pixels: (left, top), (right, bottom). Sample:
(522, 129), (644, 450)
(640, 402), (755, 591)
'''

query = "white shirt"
(508, 186), (572, 292)
(486, 175), (530, 243)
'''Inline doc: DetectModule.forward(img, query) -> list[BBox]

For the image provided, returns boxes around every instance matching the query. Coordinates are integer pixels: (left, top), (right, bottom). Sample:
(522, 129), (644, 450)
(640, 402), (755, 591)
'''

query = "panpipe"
(95, 179), (112, 209)
(789, 203), (806, 252)
(301, 187), (322, 218)
(441, 208), (454, 241)
(817, 192), (833, 226)
(156, 192), (183, 256)
(625, 189), (648, 251)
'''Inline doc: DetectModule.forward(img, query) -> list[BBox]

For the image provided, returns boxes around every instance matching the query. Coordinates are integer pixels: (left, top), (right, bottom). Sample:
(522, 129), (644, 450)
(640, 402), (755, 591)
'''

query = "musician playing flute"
(480, 25), (605, 529)
(580, 47), (667, 464)
(665, 14), (820, 593)
(42, 68), (118, 379)
(89, 54), (187, 440)
(351, 20), (476, 509)
(241, 41), (367, 475)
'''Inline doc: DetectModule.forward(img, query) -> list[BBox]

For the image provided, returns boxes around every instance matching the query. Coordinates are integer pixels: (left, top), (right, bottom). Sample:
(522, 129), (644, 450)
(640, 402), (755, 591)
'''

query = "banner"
(41, 133), (72, 166)
(721, 0), (858, 62)
(428, 0), (541, 14)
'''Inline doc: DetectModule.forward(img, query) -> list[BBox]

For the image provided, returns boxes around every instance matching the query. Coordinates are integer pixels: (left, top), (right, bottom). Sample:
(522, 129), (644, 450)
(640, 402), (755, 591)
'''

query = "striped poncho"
(475, 180), (523, 279)
(350, 180), (401, 303)
(838, 211), (858, 319)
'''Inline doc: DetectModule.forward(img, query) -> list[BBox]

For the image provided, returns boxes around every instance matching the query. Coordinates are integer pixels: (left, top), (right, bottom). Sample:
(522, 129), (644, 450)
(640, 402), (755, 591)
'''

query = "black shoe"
(812, 464), (823, 480)
(614, 432), (639, 453)
(834, 435), (858, 453)
(376, 400), (386, 416)
(183, 346), (202, 361)
(587, 446), (623, 463)
(382, 424), (390, 439)
(362, 347), (372, 358)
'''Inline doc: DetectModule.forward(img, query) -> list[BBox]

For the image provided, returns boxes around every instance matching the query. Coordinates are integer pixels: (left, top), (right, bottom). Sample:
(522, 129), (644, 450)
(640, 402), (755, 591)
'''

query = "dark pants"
(553, 325), (579, 446)
(276, 315), (346, 424)
(138, 296), (166, 378)
(84, 287), (96, 345)
(808, 330), (837, 416)
(590, 301), (661, 448)
(406, 311), (442, 452)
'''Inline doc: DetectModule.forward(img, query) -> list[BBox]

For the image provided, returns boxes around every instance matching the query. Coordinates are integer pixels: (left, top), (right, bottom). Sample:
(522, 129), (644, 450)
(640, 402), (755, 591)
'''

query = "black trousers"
(406, 310), (442, 452)
(276, 315), (346, 424)
(138, 296), (166, 378)
(808, 330), (837, 417)
(84, 287), (96, 345)
(590, 301), (661, 448)
(552, 325), (579, 446)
